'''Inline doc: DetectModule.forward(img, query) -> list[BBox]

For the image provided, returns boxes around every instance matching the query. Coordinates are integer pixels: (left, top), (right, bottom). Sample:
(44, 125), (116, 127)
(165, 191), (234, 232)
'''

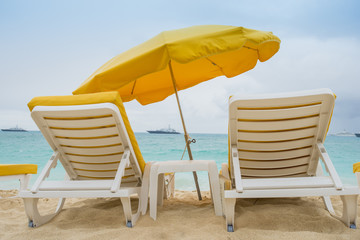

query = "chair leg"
(224, 198), (236, 232)
(23, 198), (65, 227)
(208, 173), (214, 205)
(157, 173), (165, 206)
(219, 166), (231, 217)
(328, 195), (358, 229)
(322, 196), (335, 214)
(219, 176), (226, 216)
(149, 164), (159, 220)
(169, 173), (175, 198)
(120, 196), (141, 228)
(19, 174), (32, 190)
(316, 162), (336, 214)
(340, 195), (358, 228)
(208, 162), (223, 216)
(140, 162), (152, 215)
(164, 173), (175, 199)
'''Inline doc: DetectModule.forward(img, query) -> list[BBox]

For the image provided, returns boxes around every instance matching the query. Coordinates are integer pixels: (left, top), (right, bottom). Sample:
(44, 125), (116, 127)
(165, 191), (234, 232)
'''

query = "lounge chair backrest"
(228, 89), (335, 179)
(30, 100), (143, 183)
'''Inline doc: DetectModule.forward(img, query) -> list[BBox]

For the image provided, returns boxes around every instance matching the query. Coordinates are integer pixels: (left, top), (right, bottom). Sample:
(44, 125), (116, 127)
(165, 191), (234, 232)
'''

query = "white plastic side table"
(142, 160), (223, 220)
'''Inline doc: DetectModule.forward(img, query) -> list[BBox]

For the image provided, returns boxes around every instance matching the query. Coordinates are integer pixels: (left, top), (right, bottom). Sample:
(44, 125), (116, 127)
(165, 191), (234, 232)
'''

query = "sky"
(1, 0), (360, 134)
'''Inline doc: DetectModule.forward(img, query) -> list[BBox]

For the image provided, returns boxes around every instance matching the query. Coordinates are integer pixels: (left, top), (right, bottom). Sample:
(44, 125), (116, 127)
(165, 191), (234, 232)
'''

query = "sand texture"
(1, 190), (360, 240)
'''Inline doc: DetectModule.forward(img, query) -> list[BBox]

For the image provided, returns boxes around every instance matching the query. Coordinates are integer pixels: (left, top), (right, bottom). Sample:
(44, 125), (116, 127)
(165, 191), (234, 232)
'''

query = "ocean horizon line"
(0, 130), (229, 135)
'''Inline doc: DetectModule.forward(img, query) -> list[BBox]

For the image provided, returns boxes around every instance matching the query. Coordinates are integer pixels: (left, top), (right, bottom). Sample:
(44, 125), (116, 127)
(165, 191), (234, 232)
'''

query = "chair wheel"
(227, 224), (234, 232)
(28, 220), (35, 228)
(350, 224), (356, 229)
(126, 221), (133, 228)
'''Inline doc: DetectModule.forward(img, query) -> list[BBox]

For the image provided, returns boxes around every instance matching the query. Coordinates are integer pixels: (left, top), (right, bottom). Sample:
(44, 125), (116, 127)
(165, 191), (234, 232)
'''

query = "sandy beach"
(1, 190), (359, 240)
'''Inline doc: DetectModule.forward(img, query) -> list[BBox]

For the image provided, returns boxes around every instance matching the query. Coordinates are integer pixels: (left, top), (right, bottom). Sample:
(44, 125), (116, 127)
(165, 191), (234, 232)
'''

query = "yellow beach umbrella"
(73, 25), (281, 199)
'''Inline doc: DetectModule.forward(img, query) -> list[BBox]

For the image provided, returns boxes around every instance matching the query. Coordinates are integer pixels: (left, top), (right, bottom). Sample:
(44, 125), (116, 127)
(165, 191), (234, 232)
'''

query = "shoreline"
(1, 190), (359, 239)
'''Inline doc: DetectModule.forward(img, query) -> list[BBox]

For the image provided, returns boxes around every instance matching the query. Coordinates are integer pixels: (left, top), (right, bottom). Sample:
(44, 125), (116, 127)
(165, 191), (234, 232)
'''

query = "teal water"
(0, 131), (359, 190)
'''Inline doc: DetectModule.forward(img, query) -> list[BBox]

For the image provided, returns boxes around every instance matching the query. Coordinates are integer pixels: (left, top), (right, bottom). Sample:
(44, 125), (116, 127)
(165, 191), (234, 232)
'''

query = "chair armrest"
(316, 142), (343, 190)
(31, 152), (59, 193)
(111, 148), (130, 193)
(231, 145), (243, 192)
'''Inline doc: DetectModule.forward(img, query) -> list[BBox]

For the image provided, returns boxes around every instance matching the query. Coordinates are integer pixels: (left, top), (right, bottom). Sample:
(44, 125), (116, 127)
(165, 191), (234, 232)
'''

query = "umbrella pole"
(169, 61), (202, 201)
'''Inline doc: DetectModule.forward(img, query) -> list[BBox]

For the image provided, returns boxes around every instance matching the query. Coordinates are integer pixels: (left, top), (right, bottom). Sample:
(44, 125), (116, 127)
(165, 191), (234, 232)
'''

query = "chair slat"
(56, 136), (123, 147)
(239, 156), (310, 169)
(236, 104), (321, 120)
(51, 127), (119, 138)
(237, 116), (319, 131)
(46, 117), (115, 128)
(62, 145), (124, 155)
(237, 137), (314, 151)
(238, 147), (312, 161)
(237, 127), (317, 142)
(75, 170), (117, 178)
(73, 164), (135, 174)
(241, 172), (309, 179)
(66, 154), (123, 163)
(71, 162), (120, 171)
(241, 164), (309, 177)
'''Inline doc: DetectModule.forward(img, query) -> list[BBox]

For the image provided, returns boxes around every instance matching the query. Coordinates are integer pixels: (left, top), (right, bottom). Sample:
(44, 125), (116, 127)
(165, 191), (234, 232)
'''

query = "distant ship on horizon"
(147, 125), (180, 134)
(355, 133), (360, 138)
(1, 125), (27, 132)
(333, 130), (354, 137)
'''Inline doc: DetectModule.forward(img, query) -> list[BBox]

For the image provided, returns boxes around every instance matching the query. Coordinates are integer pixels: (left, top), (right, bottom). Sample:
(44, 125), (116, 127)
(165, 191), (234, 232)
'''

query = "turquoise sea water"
(0, 131), (359, 190)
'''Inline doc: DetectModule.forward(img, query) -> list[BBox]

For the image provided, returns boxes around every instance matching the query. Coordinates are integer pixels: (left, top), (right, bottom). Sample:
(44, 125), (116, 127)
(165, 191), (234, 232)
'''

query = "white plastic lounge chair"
(19, 92), (151, 228)
(221, 88), (360, 232)
(0, 164), (37, 196)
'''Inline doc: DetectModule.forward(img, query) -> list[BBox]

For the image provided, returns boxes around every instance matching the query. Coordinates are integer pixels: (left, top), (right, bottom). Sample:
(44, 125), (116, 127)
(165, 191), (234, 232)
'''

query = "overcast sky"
(1, 0), (360, 134)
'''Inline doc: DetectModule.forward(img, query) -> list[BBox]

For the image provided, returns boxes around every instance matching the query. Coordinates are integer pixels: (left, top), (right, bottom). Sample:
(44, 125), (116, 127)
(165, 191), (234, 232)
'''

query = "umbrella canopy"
(73, 25), (281, 200)
(73, 25), (280, 104)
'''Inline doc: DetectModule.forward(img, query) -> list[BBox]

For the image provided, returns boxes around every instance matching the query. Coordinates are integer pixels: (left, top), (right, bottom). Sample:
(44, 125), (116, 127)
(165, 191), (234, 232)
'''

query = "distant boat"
(147, 125), (180, 134)
(334, 130), (354, 137)
(1, 125), (27, 132)
(355, 133), (360, 138)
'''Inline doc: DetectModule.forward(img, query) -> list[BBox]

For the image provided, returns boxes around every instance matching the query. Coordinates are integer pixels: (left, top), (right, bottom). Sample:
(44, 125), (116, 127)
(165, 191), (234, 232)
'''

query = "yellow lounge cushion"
(27, 91), (146, 173)
(353, 162), (360, 173)
(0, 164), (37, 176)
